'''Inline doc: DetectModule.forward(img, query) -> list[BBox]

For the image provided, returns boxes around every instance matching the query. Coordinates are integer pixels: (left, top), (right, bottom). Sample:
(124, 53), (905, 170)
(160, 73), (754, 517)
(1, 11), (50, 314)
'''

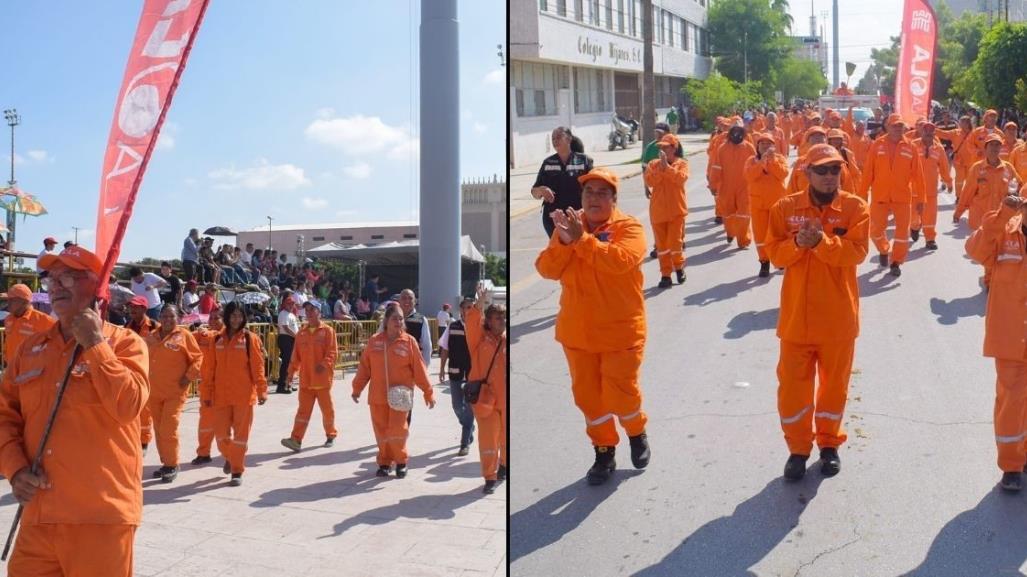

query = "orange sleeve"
(939, 151), (953, 188)
(182, 330), (204, 381)
(409, 338), (435, 403)
(465, 307), (484, 356)
(287, 331), (302, 382)
(0, 345), (30, 480)
(810, 201), (870, 267)
(709, 144), (723, 190)
(786, 163), (803, 195)
(913, 152), (926, 204)
(643, 159), (659, 188)
(352, 345), (372, 398)
(248, 331), (268, 400)
(322, 326), (338, 370)
(966, 205), (1015, 266)
(860, 141), (877, 199)
(535, 234), (575, 280)
(766, 198), (808, 269)
(648, 158), (688, 188)
(956, 165), (978, 216)
(767, 154), (790, 181)
(571, 220), (646, 276)
(200, 338), (215, 402)
(80, 333), (150, 425)
(743, 156), (763, 184)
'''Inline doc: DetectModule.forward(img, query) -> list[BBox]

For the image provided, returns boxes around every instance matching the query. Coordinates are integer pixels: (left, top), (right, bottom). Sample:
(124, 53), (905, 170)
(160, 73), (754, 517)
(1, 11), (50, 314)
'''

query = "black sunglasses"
(809, 164), (842, 176)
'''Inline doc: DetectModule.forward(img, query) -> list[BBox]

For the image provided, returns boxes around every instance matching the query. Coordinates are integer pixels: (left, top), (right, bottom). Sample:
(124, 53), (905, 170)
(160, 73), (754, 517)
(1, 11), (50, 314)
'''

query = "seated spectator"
(215, 244), (239, 286)
(158, 261), (183, 306)
(333, 289), (354, 320)
(182, 280), (200, 313)
(233, 246), (254, 283)
(355, 296), (372, 320)
(251, 249), (264, 273)
(199, 238), (220, 285)
(198, 283), (218, 314)
(129, 265), (167, 321)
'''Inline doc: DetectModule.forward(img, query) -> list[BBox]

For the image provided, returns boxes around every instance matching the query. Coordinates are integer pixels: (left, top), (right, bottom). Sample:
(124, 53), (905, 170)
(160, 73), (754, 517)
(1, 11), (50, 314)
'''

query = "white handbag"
(385, 338), (414, 412)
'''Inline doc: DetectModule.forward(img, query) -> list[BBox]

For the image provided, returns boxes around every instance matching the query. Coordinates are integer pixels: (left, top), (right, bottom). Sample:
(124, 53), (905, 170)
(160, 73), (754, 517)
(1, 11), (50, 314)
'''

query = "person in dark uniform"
(399, 289), (432, 426)
(438, 298), (476, 456)
(531, 126), (593, 238)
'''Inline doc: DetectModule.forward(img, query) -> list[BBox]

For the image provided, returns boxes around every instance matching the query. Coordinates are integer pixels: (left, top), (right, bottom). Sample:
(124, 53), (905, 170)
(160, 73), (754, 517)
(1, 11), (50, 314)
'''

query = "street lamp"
(497, 44), (505, 67)
(72, 227), (81, 245)
(4, 109), (20, 257)
(266, 216), (273, 251)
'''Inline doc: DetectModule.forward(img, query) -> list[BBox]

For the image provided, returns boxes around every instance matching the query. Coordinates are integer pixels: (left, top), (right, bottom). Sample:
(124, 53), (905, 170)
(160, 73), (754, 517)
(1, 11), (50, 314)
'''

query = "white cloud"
(473, 122), (488, 134)
(26, 150), (51, 163)
(483, 68), (504, 85)
(184, 177), (197, 187)
(315, 107), (336, 120)
(305, 113), (416, 157)
(342, 162), (372, 179)
(388, 139), (419, 161)
(208, 159), (311, 191)
(301, 197), (329, 210)
(156, 121), (179, 151)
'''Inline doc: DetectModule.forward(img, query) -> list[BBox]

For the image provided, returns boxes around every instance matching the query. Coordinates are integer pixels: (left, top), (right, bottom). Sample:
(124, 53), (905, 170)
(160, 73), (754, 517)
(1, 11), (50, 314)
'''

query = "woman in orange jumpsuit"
(644, 132), (689, 288)
(281, 300), (338, 452)
(200, 301), (268, 486)
(144, 304), (203, 482)
(190, 305), (222, 465)
(909, 123), (953, 250)
(466, 284), (507, 494)
(536, 167), (650, 486)
(351, 302), (436, 478)
(744, 132), (789, 277)
(711, 125), (757, 248)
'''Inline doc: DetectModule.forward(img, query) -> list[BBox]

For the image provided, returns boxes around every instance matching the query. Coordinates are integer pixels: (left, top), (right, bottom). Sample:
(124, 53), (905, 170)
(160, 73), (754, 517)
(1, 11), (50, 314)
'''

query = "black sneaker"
(457, 445), (470, 457)
(483, 480), (497, 494)
(375, 465), (391, 477)
(395, 464), (408, 479)
(275, 386), (292, 395)
(726, 236), (734, 244)
(910, 228), (920, 243)
(714, 216), (723, 225)
(890, 263), (901, 277)
(657, 277), (673, 289)
(675, 269), (686, 284)
(1001, 471), (1023, 492)
(324, 437), (335, 448)
(879, 253), (889, 268)
(783, 454), (809, 481)
(628, 433), (651, 469)
(925, 240), (938, 250)
(820, 448), (841, 477)
(141, 443), (149, 455)
(161, 466), (179, 483)
(650, 248), (658, 259)
(586, 446), (616, 485)
(229, 473), (243, 487)
(497, 465), (507, 481)
(152, 466), (166, 479)
(191, 455), (212, 466)
(223, 461), (231, 475)
(758, 261), (770, 278)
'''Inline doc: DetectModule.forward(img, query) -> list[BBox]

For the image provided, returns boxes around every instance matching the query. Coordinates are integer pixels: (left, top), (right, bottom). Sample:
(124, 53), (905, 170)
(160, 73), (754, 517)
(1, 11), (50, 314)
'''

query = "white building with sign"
(510, 0), (713, 167)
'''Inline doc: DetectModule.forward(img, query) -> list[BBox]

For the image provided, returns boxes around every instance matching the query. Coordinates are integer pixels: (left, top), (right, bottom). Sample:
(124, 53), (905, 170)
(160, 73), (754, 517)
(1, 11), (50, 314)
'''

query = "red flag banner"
(894, 0), (937, 126)
(95, 0), (209, 300)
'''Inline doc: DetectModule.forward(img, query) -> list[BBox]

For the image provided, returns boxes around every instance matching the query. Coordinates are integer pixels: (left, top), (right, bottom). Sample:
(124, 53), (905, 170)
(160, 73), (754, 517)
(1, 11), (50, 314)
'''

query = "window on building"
(630, 0), (638, 36)
(617, 0), (625, 33)
(540, 0), (548, 11)
(556, 0), (566, 16)
(681, 18), (689, 51)
(339, 235), (353, 241)
(403, 234), (417, 239)
(575, 0), (584, 21)
(665, 10), (674, 47)
(312, 236), (325, 241)
(513, 61), (560, 117)
(590, 0), (600, 26)
(371, 235), (384, 240)
(655, 6), (663, 44)
(701, 28), (710, 56)
(605, 1), (613, 30)
(573, 68), (611, 114)
(692, 23), (701, 54)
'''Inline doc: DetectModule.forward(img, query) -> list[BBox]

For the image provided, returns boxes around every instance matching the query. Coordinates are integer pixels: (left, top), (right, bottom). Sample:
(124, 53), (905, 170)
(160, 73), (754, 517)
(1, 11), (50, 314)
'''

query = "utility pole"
(266, 216), (273, 251)
(642, 0), (655, 146)
(72, 227), (80, 245)
(3, 109), (19, 256)
(833, 0), (840, 89)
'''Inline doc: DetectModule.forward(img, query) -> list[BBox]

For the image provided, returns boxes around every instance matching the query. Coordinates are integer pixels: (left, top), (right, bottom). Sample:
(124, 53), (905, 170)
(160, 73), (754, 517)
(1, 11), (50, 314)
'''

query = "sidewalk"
(510, 132), (710, 220)
(0, 358), (506, 577)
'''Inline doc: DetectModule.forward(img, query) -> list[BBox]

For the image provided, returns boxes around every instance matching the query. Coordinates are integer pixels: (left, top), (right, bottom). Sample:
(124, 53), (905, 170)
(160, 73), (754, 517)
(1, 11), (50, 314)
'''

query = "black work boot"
(783, 454), (809, 481)
(628, 433), (651, 469)
(1001, 472), (1023, 492)
(650, 247), (658, 259)
(820, 448), (841, 477)
(758, 261), (770, 278)
(879, 253), (889, 268)
(161, 466), (179, 483)
(657, 277), (673, 289)
(890, 263), (901, 277)
(586, 446), (616, 485)
(726, 236), (734, 244)
(925, 240), (938, 250)
(910, 228), (920, 243)
(191, 455), (212, 466)
(714, 216), (723, 225)
(497, 465), (507, 481)
(675, 269), (686, 284)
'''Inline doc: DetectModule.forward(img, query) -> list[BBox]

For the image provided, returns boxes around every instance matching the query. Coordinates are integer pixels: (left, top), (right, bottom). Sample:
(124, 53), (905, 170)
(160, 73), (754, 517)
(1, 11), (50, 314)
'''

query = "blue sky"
(4, 1), (506, 261)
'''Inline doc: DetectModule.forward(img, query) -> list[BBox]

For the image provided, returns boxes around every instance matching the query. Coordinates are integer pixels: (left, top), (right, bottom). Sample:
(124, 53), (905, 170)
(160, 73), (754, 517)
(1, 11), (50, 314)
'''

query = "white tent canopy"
(307, 235), (486, 266)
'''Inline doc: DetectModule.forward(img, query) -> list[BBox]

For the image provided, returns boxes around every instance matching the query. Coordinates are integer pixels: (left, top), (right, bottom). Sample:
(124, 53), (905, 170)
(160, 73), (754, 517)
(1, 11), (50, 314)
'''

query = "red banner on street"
(95, 0), (209, 300)
(894, 0), (938, 126)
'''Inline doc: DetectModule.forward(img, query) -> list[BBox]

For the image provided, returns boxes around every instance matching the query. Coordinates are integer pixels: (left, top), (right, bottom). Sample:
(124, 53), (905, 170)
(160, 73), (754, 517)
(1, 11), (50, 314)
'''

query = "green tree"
(862, 36), (900, 98)
(936, 7), (989, 101)
(708, 0), (791, 84)
(965, 22), (1027, 109)
(484, 254), (507, 287)
(684, 73), (767, 130)
(771, 0), (794, 33)
(771, 57), (828, 102)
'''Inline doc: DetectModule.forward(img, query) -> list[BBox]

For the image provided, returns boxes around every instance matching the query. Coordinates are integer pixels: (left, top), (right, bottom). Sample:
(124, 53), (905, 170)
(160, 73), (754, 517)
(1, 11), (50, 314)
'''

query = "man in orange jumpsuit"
(910, 122), (953, 251)
(281, 300), (338, 452)
(970, 109), (1003, 162)
(3, 283), (55, 365)
(644, 133), (689, 288)
(711, 124), (757, 248)
(765, 144), (870, 481)
(1001, 121), (1021, 161)
(860, 113), (926, 277)
(849, 122), (872, 171)
(190, 305), (222, 465)
(764, 112), (788, 157)
(744, 132), (789, 277)
(0, 245), (149, 576)
(965, 194), (1027, 491)
(937, 116), (975, 198)
(827, 129), (862, 195)
(144, 304), (203, 482)
(708, 118), (730, 225)
(788, 127), (856, 196)
(535, 167), (650, 485)
(466, 285), (507, 494)
(126, 295), (157, 453)
(1009, 137), (1027, 183)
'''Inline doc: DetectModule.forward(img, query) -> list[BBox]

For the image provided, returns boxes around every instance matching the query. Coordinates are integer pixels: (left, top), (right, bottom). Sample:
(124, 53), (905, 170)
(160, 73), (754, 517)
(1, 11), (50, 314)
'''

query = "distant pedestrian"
(181, 228), (200, 282)
(3, 282), (55, 365)
(280, 300), (339, 452)
(436, 303), (452, 341)
(438, 298), (477, 456)
(531, 126), (593, 238)
(275, 296), (299, 395)
(190, 305), (223, 465)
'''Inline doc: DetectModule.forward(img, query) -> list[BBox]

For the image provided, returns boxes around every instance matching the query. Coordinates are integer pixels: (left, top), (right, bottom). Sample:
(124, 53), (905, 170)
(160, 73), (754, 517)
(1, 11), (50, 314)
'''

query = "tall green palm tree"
(771, 0), (794, 33)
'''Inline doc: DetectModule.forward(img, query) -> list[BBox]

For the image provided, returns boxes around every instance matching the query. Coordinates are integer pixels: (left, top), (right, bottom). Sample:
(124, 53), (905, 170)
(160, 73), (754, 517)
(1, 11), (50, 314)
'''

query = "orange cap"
(886, 113), (905, 127)
(805, 126), (828, 140)
(128, 295), (149, 308)
(922, 121), (936, 131)
(578, 167), (620, 193)
(1005, 121), (1019, 130)
(826, 128), (846, 140)
(828, 111), (843, 120)
(984, 133), (1005, 146)
(38, 245), (103, 276)
(656, 133), (681, 149)
(806, 143), (845, 166)
(7, 283), (32, 301)
(985, 109), (999, 118)
(755, 132), (775, 144)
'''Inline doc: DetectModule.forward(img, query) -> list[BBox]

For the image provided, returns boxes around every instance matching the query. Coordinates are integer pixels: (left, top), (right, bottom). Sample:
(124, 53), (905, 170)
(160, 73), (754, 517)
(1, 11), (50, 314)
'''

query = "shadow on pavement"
(278, 444), (379, 470)
(724, 308), (779, 339)
(929, 293), (985, 325)
(320, 487), (484, 538)
(250, 463), (390, 508)
(632, 474), (825, 577)
(510, 469), (644, 563)
(901, 487), (1027, 577)
(942, 224), (971, 241)
(410, 446), (484, 484)
(683, 275), (772, 307)
(143, 476), (225, 506)
(511, 314), (556, 345)
(858, 268), (901, 297)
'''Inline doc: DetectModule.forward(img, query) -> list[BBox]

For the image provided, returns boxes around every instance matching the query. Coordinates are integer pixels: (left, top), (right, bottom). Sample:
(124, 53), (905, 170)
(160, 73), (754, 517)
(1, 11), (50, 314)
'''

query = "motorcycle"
(608, 114), (639, 151)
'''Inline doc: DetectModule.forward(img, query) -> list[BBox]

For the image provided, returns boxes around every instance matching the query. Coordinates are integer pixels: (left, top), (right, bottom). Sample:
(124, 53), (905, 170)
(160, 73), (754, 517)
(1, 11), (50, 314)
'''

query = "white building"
(236, 222), (418, 263)
(510, 0), (713, 168)
(461, 175), (507, 257)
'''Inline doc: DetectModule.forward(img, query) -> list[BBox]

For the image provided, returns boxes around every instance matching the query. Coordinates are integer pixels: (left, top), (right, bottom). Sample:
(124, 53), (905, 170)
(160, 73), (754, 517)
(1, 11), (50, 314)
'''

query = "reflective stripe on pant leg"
(891, 202), (912, 263)
(778, 340), (817, 455)
(994, 358), (1027, 472)
(290, 387), (316, 442)
(564, 346), (619, 446)
(317, 387), (338, 439)
(869, 203), (891, 254)
(813, 339), (856, 450)
(600, 346), (647, 438)
(370, 403), (391, 465)
(476, 410), (502, 480)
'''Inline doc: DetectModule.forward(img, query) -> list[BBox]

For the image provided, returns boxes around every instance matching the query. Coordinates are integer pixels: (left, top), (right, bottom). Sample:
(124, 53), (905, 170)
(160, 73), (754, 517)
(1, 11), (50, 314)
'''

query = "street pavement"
(511, 142), (1027, 576)
(0, 359), (506, 577)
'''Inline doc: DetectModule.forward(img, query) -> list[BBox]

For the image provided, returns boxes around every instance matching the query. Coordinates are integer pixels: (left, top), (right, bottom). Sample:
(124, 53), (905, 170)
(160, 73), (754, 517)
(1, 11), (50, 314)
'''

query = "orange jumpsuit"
(970, 125), (1003, 163)
(128, 316), (159, 447)
(938, 127), (974, 196)
(849, 133), (872, 171)
(351, 332), (435, 467)
(966, 204), (1027, 472)
(465, 307), (507, 482)
(3, 306), (55, 366)
(711, 139), (757, 246)
(860, 137), (926, 265)
(765, 126), (788, 157)
(287, 322), (338, 442)
(536, 208), (648, 447)
(744, 151), (789, 262)
(956, 159), (1019, 230)
(200, 328), (268, 475)
(644, 157), (689, 276)
(144, 327), (203, 468)
(707, 132), (728, 218)
(1009, 142), (1027, 183)
(0, 322), (149, 577)
(1001, 137), (1022, 162)
(910, 138), (953, 242)
(766, 191), (870, 455)
(787, 155), (859, 199)
(193, 327), (218, 458)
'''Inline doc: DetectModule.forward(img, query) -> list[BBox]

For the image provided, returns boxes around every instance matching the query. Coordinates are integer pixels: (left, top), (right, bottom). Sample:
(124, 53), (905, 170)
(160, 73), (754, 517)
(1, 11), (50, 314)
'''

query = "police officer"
(438, 298), (476, 456)
(531, 126), (593, 238)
